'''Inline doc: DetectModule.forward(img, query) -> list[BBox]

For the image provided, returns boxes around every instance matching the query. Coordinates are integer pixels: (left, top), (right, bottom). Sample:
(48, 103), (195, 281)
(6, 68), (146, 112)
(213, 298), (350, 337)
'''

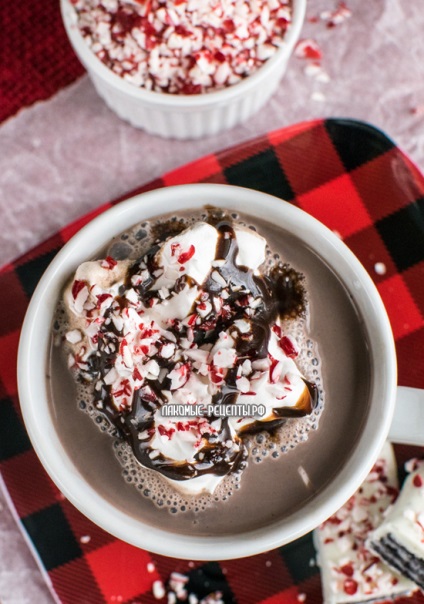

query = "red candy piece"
(71, 279), (86, 299)
(343, 579), (358, 595)
(279, 336), (298, 358)
(178, 245), (195, 264)
(413, 474), (423, 488)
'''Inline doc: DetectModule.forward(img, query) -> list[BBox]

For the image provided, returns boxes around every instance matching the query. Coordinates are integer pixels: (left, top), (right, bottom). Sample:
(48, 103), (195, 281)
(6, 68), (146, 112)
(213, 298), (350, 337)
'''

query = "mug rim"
(17, 183), (397, 560)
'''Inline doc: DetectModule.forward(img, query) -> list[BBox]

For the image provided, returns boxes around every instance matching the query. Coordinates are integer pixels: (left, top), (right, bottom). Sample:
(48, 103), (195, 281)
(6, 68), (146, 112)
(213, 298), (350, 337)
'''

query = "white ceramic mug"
(17, 184), (424, 560)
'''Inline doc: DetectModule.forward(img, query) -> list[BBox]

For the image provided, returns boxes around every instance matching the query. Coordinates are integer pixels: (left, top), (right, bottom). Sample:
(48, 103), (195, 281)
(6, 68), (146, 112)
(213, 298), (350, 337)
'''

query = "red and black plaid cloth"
(1, 118), (424, 603)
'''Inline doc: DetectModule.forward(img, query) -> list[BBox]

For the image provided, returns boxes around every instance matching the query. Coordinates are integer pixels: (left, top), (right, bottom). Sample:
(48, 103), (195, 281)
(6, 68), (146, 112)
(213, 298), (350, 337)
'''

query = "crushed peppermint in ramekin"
(70, 0), (293, 94)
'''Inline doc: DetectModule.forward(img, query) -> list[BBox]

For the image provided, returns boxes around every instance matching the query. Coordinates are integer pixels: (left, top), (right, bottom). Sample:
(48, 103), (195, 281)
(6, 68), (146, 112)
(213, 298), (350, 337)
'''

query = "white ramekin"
(60, 0), (306, 139)
(18, 184), (399, 560)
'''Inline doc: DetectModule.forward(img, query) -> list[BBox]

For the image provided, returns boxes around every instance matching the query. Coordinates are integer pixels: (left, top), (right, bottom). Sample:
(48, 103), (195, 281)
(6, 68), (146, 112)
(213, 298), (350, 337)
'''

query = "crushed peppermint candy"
(70, 0), (293, 94)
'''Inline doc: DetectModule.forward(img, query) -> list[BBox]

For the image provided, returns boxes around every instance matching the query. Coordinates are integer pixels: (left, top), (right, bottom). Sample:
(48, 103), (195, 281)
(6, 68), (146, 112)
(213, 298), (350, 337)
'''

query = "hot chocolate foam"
(56, 209), (323, 509)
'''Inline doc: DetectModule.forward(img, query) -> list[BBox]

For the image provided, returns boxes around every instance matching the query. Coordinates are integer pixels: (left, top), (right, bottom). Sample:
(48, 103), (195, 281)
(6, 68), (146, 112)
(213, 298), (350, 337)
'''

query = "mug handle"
(389, 386), (424, 445)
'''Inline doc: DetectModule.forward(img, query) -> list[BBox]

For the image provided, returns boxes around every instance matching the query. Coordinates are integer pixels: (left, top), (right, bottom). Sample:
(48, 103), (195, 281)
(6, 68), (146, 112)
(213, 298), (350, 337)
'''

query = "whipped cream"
(63, 217), (317, 495)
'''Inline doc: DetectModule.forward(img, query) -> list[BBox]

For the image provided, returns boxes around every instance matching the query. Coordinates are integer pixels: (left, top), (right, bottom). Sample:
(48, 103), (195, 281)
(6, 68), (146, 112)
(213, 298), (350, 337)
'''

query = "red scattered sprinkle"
(71, 280), (87, 300)
(96, 293), (112, 307)
(272, 324), (282, 337)
(171, 243), (181, 257)
(323, 2), (352, 28)
(295, 39), (323, 61)
(362, 557), (379, 572)
(214, 50), (226, 63)
(340, 563), (354, 577)
(158, 425), (176, 439)
(220, 305), (232, 320)
(119, 338), (128, 355)
(343, 579), (358, 596)
(133, 367), (143, 381)
(140, 387), (158, 403)
(410, 105), (424, 116)
(414, 474), (423, 488)
(279, 336), (298, 358)
(210, 365), (224, 384)
(385, 485), (399, 500)
(173, 362), (191, 388)
(236, 295), (250, 307)
(181, 82), (203, 95)
(178, 245), (195, 264)
(139, 327), (158, 339)
(101, 256), (117, 270)
(198, 318), (218, 331)
(223, 18), (236, 32)
(268, 354), (280, 384)
(176, 421), (190, 432)
(113, 378), (132, 398)
(73, 347), (88, 370)
(119, 399), (130, 411)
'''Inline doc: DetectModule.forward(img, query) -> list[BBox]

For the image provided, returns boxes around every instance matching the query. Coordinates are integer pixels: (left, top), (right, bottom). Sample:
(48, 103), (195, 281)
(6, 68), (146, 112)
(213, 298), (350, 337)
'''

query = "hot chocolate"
(49, 208), (371, 536)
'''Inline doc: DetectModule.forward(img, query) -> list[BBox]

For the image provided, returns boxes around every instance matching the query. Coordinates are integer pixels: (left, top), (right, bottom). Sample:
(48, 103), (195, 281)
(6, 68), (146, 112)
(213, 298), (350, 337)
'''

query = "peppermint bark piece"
(368, 459), (424, 590)
(313, 442), (415, 603)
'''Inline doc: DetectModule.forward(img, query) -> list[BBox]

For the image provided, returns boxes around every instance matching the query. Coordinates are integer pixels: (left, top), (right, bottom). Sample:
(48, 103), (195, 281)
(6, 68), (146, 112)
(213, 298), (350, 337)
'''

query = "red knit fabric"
(0, 0), (84, 123)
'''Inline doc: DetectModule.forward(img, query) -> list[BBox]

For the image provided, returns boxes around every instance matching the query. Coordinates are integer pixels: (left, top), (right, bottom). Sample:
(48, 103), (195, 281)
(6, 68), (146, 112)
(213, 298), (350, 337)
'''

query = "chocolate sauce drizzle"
(80, 214), (317, 482)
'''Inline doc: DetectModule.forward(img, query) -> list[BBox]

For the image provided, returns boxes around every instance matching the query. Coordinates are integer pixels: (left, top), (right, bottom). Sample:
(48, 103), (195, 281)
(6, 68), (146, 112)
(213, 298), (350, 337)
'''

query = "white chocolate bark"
(314, 442), (415, 603)
(368, 459), (424, 589)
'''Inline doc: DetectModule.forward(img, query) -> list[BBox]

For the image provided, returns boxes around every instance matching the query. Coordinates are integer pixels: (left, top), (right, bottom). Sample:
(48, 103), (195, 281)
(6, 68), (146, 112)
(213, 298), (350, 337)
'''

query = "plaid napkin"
(1, 118), (424, 604)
